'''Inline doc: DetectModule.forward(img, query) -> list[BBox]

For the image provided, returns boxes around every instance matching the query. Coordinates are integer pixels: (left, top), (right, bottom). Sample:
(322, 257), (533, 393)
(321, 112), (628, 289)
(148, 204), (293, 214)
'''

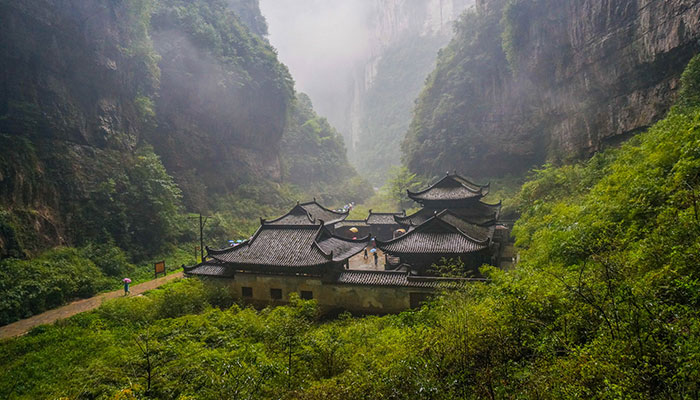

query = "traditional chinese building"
(185, 200), (476, 313)
(291, 199), (350, 228)
(334, 210), (405, 241)
(380, 172), (508, 272)
(333, 220), (371, 239)
(378, 210), (497, 275)
(397, 172), (502, 227)
(365, 210), (405, 240)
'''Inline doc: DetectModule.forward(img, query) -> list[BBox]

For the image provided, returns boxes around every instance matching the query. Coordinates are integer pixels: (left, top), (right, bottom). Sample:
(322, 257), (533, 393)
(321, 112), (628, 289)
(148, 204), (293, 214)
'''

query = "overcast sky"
(259, 0), (374, 127)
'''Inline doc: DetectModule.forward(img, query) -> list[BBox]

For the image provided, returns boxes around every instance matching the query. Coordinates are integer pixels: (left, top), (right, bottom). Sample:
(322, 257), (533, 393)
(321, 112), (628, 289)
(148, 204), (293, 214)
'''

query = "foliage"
(0, 243), (193, 326)
(402, 8), (512, 179)
(75, 146), (182, 258)
(281, 93), (373, 205)
(500, 0), (537, 73)
(383, 166), (425, 209)
(152, 0), (293, 100)
(5, 56), (700, 399)
(353, 34), (449, 185)
(0, 248), (110, 326)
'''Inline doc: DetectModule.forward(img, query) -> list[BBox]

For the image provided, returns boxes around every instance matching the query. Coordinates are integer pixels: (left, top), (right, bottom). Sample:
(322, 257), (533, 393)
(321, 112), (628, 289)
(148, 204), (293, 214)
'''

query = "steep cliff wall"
(0, 0), (304, 257)
(403, 0), (700, 179)
(0, 0), (163, 256)
(148, 0), (293, 210)
(349, 0), (474, 184)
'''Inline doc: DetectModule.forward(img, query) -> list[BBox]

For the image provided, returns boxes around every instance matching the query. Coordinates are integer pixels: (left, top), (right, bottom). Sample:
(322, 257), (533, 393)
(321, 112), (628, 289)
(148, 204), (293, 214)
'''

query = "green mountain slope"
(3, 54), (700, 400)
(403, 0), (700, 180)
(0, 0), (365, 259)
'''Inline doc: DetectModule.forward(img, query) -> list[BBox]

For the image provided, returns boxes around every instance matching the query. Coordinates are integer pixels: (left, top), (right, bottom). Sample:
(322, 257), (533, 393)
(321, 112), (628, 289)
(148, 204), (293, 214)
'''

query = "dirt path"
(0, 271), (184, 340)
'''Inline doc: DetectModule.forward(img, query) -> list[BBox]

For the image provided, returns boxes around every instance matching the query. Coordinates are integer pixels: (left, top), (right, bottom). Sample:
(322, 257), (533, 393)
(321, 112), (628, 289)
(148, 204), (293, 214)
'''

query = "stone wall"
(202, 273), (436, 314)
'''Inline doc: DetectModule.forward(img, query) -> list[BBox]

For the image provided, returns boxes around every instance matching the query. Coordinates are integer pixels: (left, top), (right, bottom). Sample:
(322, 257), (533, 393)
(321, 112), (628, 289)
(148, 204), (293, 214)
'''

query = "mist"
(259, 0), (375, 133)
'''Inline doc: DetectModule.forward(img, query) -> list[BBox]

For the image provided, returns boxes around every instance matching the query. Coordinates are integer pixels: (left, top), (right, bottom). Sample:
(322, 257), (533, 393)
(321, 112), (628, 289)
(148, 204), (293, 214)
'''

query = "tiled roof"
(396, 202), (501, 227)
(408, 173), (489, 202)
(210, 225), (331, 267)
(366, 211), (404, 225)
(316, 235), (369, 261)
(380, 232), (486, 254)
(379, 211), (489, 255)
(438, 212), (494, 242)
(207, 225), (369, 268)
(395, 209), (437, 226)
(336, 270), (476, 289)
(300, 200), (348, 225)
(334, 220), (370, 228)
(184, 262), (234, 277)
(265, 204), (319, 225)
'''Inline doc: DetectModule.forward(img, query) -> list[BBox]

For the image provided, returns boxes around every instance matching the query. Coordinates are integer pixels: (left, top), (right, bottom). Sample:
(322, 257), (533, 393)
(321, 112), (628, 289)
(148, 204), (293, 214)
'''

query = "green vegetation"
(282, 93), (373, 205)
(353, 35), (448, 185)
(402, 8), (512, 179)
(500, 0), (535, 73)
(0, 244), (193, 326)
(153, 0), (293, 101)
(4, 55), (700, 398)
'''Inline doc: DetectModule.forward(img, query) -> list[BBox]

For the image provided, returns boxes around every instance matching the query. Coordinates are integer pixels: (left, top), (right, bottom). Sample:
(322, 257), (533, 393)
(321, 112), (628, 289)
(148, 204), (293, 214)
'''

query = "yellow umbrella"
(348, 227), (359, 233)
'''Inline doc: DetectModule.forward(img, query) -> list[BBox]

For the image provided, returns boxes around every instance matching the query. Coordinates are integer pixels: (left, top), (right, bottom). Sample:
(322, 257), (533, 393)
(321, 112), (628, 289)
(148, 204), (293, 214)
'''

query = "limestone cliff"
(0, 0), (293, 257)
(403, 0), (700, 178)
(349, 0), (474, 184)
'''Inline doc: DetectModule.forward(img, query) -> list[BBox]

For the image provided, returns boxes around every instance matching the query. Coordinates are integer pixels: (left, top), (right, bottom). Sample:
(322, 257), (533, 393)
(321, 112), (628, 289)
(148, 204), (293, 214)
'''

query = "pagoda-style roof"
(198, 223), (368, 275)
(366, 210), (405, 225)
(299, 199), (349, 225)
(184, 260), (234, 278)
(264, 204), (319, 226)
(263, 200), (348, 227)
(335, 270), (480, 288)
(395, 201), (502, 227)
(378, 210), (490, 256)
(407, 172), (489, 203)
(334, 220), (370, 228)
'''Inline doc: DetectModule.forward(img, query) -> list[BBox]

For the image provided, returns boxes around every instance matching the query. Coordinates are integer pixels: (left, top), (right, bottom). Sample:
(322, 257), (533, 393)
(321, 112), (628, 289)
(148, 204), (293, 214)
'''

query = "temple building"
(185, 200), (477, 313)
(379, 210), (496, 275)
(365, 210), (404, 240)
(334, 210), (405, 241)
(398, 172), (502, 226)
(380, 172), (508, 272)
(291, 199), (349, 228)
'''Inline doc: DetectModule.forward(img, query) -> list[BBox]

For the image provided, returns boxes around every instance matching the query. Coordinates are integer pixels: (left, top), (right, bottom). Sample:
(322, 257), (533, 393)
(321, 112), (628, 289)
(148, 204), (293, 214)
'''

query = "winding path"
(0, 271), (183, 340)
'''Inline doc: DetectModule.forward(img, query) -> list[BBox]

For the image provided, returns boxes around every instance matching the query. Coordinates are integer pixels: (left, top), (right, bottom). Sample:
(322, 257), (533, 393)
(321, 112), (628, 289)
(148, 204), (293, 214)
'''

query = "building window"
(300, 290), (313, 300)
(270, 288), (282, 300)
(242, 287), (253, 298)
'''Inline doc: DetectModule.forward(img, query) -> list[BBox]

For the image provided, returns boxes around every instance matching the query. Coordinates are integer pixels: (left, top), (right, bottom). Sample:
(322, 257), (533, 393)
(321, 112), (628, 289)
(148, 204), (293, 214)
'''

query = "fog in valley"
(260, 0), (374, 134)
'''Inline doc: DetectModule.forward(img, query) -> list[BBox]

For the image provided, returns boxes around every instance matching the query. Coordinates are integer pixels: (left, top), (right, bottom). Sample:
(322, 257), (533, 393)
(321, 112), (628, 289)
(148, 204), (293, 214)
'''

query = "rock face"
(148, 1), (293, 208)
(403, 0), (700, 178)
(349, 0), (474, 184)
(0, 0), (295, 256)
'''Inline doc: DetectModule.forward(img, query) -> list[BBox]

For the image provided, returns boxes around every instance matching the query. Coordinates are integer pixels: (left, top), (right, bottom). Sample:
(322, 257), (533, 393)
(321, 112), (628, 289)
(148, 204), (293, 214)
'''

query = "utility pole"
(199, 213), (208, 262)
(189, 213), (208, 263)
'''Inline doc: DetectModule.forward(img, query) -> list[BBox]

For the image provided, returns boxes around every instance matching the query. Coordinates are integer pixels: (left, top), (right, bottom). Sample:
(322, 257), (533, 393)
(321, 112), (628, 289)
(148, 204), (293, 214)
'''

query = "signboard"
(154, 260), (166, 278)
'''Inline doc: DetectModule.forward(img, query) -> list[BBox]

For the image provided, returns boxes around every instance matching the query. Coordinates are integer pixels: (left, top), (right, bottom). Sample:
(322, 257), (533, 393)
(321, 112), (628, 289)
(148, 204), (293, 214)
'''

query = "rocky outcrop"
(404, 0), (700, 178)
(0, 0), (295, 256)
(148, 1), (293, 208)
(349, 0), (474, 184)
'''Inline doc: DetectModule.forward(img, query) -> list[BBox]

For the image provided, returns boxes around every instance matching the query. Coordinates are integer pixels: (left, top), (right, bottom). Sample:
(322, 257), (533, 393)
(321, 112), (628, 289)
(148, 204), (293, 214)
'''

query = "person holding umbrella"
(371, 248), (378, 266)
(123, 278), (131, 295)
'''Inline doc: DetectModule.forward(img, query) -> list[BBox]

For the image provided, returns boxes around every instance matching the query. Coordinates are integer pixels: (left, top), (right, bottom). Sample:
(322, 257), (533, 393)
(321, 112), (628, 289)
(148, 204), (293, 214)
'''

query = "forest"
(2, 0), (700, 398)
(2, 54), (699, 399)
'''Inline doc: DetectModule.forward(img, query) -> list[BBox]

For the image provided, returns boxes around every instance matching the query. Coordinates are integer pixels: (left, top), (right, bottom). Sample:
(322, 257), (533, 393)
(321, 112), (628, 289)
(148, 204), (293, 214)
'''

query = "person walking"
(373, 250), (378, 266)
(363, 248), (368, 259)
(123, 278), (131, 295)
